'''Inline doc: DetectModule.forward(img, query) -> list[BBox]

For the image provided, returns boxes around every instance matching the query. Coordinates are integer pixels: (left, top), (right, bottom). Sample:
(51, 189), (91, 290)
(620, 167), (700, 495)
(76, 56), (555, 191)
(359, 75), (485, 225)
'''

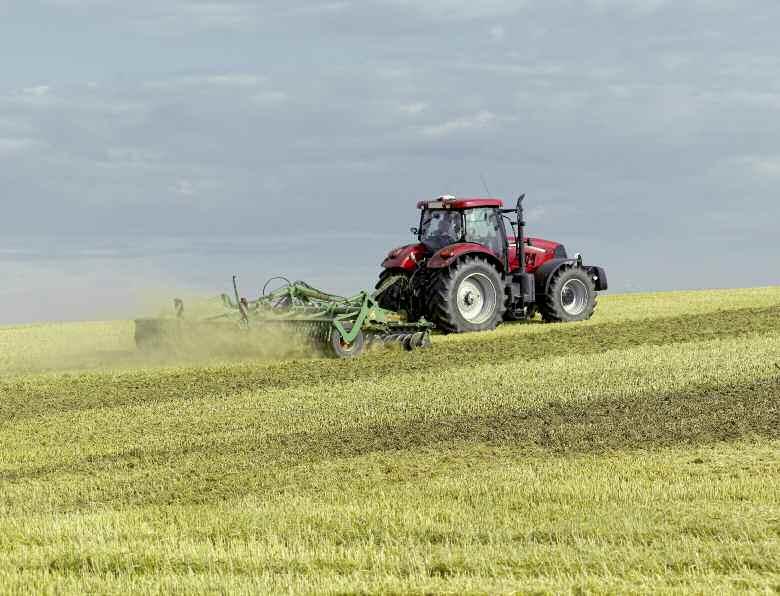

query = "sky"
(0, 0), (778, 323)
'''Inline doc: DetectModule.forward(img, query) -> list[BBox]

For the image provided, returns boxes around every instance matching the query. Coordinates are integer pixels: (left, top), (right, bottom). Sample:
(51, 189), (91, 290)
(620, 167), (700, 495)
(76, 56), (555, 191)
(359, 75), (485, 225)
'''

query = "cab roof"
(416, 196), (504, 210)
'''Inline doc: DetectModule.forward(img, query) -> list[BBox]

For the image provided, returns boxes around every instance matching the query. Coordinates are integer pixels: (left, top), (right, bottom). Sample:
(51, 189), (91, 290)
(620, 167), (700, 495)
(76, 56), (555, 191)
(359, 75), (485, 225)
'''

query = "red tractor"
(376, 194), (608, 333)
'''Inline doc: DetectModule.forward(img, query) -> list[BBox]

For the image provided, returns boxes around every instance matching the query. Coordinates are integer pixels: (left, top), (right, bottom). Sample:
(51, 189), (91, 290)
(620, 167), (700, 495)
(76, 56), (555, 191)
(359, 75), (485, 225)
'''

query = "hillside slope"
(0, 288), (778, 594)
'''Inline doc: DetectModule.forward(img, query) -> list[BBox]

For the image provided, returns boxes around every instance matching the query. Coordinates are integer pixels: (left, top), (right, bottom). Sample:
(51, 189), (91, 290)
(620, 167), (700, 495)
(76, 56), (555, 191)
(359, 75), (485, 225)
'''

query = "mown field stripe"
(0, 435), (777, 594)
(1, 373), (777, 509)
(1, 304), (779, 423)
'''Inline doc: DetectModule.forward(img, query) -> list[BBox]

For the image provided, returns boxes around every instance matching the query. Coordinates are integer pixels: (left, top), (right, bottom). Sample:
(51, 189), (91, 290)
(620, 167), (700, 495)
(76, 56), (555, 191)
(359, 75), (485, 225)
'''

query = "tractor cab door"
(464, 207), (506, 264)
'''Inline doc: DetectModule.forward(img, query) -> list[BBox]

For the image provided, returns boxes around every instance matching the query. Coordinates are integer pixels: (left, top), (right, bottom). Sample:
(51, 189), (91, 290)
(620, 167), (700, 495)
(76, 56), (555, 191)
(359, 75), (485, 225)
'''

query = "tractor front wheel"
(539, 266), (597, 323)
(428, 257), (506, 333)
(374, 269), (411, 314)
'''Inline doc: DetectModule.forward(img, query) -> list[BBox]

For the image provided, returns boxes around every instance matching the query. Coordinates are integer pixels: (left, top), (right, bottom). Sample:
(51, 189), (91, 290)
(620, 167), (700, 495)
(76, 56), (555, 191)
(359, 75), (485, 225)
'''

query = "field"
(0, 287), (778, 594)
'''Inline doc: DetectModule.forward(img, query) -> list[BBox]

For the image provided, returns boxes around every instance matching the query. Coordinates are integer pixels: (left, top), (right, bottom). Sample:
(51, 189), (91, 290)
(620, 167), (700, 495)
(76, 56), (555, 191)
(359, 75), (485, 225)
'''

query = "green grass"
(0, 287), (778, 594)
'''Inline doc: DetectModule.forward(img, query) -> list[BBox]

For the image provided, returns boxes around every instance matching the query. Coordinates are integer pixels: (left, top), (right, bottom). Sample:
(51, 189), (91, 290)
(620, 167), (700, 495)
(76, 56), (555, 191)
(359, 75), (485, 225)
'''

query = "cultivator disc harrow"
(134, 275), (433, 359)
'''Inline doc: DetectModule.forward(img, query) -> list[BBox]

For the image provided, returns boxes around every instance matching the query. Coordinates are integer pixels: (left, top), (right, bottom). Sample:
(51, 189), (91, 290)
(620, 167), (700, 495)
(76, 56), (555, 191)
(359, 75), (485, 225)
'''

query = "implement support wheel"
(328, 324), (366, 359)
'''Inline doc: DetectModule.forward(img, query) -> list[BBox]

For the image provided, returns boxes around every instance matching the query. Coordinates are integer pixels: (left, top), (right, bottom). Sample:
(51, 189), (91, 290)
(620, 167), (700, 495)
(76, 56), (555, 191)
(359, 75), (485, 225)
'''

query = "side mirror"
(410, 227), (419, 236)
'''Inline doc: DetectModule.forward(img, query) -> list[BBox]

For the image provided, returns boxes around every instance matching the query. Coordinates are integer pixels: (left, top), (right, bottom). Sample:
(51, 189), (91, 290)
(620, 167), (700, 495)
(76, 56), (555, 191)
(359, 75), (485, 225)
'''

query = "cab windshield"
(419, 209), (463, 251)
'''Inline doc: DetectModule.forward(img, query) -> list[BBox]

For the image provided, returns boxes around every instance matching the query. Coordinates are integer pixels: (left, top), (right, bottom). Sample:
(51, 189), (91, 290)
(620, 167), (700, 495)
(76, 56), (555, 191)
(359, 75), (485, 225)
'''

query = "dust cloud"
(0, 291), (321, 377)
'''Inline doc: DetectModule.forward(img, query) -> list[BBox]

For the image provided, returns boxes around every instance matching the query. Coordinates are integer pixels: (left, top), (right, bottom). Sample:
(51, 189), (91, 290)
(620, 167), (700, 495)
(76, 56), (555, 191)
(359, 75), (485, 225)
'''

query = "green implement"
(134, 275), (433, 359)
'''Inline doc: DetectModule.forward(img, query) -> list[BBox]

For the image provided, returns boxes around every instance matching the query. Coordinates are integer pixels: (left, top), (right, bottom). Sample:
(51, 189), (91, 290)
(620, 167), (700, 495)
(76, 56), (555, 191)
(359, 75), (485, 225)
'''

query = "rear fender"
(427, 243), (504, 272)
(381, 244), (426, 271)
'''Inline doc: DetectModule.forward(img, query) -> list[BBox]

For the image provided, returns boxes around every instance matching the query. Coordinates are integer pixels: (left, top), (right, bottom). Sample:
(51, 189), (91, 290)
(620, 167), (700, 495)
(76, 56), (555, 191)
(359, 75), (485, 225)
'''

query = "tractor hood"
(507, 236), (567, 273)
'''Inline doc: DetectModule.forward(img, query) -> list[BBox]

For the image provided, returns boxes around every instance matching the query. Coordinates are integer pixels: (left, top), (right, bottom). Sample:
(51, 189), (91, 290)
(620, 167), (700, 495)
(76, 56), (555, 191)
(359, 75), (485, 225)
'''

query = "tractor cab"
(384, 196), (515, 274)
(416, 196), (505, 258)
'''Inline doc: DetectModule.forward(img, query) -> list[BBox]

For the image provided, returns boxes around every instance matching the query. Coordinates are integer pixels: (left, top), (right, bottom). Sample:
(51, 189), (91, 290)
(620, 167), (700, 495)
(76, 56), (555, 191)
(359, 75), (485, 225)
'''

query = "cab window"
(464, 208), (503, 255)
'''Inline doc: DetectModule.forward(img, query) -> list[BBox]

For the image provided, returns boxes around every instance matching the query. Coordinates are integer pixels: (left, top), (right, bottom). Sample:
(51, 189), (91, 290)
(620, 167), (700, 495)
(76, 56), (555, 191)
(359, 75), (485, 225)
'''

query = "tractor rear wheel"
(427, 257), (506, 333)
(538, 266), (596, 323)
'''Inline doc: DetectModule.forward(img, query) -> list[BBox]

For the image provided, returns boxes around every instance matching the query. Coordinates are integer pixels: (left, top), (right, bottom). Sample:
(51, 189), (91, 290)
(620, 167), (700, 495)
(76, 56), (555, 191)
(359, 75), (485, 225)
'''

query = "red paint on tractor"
(426, 243), (503, 270)
(382, 243), (426, 271)
(507, 236), (565, 273)
(383, 236), (563, 274)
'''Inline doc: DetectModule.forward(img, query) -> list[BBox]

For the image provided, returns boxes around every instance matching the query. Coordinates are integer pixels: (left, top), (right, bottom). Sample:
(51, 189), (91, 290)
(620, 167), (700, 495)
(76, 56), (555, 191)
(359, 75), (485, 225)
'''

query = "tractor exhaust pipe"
(516, 193), (526, 271)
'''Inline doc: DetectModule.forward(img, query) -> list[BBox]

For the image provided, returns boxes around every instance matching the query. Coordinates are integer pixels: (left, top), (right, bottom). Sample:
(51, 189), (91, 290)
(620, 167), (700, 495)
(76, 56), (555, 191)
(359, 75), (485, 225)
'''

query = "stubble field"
(0, 287), (778, 594)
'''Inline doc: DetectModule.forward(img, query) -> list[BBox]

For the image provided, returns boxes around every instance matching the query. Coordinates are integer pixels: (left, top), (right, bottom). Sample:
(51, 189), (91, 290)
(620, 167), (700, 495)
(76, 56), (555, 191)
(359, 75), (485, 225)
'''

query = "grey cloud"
(378, 0), (528, 19)
(1, 0), (778, 304)
(42, 1), (263, 33)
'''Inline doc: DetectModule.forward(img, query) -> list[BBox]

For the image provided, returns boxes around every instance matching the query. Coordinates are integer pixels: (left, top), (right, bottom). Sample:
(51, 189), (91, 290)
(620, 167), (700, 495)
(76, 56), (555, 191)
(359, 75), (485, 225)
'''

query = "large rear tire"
(427, 257), (506, 333)
(538, 266), (597, 323)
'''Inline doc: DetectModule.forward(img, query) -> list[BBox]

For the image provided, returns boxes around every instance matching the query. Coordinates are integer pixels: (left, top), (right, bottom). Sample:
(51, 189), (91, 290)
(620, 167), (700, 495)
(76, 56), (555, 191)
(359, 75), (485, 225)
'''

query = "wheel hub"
(560, 278), (589, 316)
(456, 273), (498, 325)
